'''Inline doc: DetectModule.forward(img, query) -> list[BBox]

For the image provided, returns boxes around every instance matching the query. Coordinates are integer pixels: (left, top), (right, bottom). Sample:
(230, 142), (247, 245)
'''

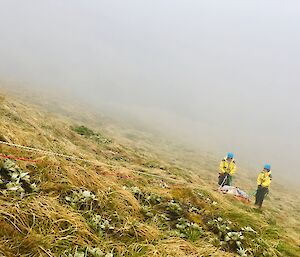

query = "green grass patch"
(71, 125), (112, 144)
(72, 125), (95, 137)
(276, 242), (300, 257)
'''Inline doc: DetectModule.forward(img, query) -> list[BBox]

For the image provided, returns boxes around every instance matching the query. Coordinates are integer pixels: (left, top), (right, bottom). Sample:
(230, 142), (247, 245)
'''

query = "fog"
(0, 1), (299, 184)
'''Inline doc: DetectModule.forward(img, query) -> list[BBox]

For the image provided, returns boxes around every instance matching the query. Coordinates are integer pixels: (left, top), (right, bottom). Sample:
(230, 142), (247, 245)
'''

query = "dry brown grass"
(0, 196), (100, 256)
(0, 90), (299, 257)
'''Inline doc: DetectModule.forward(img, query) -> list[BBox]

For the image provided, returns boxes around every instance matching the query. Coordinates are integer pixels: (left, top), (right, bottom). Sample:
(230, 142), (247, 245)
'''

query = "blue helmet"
(264, 164), (271, 171)
(227, 152), (234, 159)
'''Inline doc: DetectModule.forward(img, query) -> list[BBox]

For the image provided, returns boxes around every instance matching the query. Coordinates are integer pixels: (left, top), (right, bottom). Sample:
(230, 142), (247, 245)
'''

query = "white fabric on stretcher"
(218, 185), (250, 200)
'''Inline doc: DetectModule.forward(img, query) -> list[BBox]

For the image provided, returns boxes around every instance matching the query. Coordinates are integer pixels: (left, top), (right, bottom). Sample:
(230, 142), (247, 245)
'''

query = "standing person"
(255, 164), (272, 208)
(218, 152), (237, 186)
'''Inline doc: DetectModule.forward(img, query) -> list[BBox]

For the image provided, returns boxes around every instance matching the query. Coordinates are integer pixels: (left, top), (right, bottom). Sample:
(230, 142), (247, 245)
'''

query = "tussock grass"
(0, 92), (299, 256)
(0, 196), (99, 256)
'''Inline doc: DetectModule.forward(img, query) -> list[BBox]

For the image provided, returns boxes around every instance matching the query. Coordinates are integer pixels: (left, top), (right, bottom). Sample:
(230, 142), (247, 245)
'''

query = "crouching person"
(255, 164), (272, 208)
(218, 152), (237, 186)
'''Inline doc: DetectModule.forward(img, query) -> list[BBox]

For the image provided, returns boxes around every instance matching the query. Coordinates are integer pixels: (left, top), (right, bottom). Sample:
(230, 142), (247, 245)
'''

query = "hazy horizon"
(0, 1), (300, 184)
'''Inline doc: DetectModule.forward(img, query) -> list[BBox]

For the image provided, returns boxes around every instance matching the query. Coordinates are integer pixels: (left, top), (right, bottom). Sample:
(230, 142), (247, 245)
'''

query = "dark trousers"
(218, 174), (232, 186)
(255, 186), (269, 207)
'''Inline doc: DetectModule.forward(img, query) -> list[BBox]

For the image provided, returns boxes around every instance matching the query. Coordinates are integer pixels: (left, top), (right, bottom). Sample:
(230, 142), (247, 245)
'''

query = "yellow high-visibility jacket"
(257, 171), (272, 188)
(219, 158), (237, 175)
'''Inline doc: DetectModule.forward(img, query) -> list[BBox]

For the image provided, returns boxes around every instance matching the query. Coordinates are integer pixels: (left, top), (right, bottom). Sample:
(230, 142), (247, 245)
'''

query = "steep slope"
(0, 93), (299, 257)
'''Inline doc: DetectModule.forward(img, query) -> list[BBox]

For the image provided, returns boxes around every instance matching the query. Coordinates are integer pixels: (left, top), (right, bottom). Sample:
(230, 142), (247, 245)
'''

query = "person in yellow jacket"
(255, 164), (272, 208)
(218, 152), (237, 186)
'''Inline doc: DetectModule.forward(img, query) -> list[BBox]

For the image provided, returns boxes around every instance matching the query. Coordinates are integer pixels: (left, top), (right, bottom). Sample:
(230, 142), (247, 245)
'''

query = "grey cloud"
(0, 0), (299, 184)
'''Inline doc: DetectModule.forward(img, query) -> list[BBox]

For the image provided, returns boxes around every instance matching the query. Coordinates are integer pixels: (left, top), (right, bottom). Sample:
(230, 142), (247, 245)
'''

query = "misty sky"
(0, 1), (300, 182)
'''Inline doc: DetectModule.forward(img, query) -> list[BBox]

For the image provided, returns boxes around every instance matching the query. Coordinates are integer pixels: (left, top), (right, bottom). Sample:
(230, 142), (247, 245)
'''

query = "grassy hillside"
(0, 92), (299, 257)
